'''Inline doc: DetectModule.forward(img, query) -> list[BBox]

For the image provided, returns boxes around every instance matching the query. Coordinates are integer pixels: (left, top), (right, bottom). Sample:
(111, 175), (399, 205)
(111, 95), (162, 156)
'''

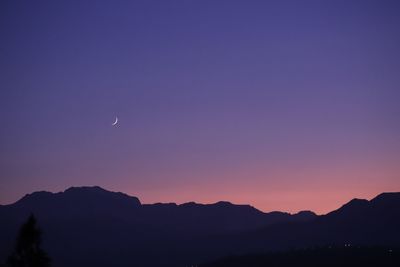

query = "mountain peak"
(17, 191), (55, 205)
(64, 186), (109, 194)
(63, 186), (141, 206)
(371, 192), (400, 202)
(294, 210), (317, 216)
(295, 210), (315, 215)
(340, 198), (369, 210)
(369, 192), (400, 211)
(14, 186), (141, 208)
(213, 201), (234, 206)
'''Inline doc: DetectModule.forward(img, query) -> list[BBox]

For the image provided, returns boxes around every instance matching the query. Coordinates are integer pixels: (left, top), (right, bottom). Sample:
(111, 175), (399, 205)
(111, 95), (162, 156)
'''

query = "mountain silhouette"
(200, 246), (400, 267)
(0, 187), (399, 267)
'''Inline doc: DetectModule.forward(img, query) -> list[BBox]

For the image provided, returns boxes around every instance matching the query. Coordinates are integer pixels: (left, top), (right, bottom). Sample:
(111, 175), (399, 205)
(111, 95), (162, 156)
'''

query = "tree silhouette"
(7, 214), (51, 267)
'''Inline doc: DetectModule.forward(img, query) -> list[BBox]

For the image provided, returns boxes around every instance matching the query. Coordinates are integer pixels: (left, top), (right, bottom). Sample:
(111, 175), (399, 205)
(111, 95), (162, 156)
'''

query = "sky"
(1, 0), (399, 214)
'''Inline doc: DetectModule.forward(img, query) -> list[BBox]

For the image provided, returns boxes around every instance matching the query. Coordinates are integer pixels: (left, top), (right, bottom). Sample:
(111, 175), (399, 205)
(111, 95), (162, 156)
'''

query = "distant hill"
(0, 187), (399, 267)
(210, 192), (400, 256)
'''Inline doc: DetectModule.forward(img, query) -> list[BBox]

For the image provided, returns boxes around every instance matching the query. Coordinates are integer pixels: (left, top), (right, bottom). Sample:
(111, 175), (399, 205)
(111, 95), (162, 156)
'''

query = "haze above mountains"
(1, 186), (399, 267)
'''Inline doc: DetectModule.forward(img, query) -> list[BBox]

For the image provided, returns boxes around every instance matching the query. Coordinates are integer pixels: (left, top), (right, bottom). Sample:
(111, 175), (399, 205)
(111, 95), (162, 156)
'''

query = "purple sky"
(1, 0), (400, 214)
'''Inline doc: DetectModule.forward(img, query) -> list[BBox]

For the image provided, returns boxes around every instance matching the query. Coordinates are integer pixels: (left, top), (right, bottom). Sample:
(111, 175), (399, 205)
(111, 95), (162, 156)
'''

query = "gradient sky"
(1, 0), (400, 214)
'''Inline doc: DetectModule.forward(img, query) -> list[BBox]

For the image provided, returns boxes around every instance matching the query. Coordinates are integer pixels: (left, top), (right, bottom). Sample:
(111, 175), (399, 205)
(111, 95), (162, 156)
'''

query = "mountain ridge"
(1, 186), (399, 267)
(8, 186), (317, 216)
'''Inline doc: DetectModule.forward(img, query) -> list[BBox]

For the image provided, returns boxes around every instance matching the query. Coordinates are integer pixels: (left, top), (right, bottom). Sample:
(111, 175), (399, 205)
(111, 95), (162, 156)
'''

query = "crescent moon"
(112, 116), (118, 126)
